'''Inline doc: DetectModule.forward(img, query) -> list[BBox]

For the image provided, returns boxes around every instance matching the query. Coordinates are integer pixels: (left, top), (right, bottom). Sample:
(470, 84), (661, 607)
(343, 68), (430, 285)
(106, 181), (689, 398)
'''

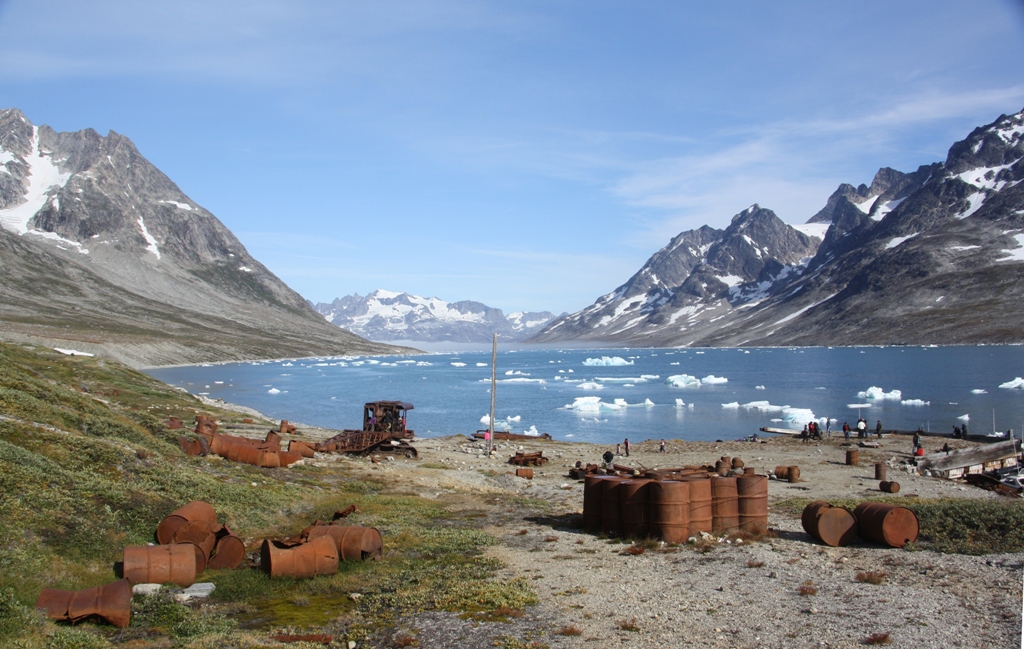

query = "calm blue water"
(145, 346), (1024, 445)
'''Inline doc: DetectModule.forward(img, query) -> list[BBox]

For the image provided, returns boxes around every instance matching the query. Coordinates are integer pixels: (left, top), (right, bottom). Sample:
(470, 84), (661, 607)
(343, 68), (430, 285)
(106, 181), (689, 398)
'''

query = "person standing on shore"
(826, 418), (832, 438)
(659, 439), (666, 453)
(875, 420), (883, 438)
(624, 438), (631, 457)
(616, 443), (621, 456)
(843, 422), (851, 441)
(912, 431), (921, 454)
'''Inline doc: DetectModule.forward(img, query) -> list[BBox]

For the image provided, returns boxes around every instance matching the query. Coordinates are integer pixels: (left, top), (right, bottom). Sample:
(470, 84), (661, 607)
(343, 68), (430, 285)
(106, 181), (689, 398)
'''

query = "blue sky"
(1, 1), (1023, 314)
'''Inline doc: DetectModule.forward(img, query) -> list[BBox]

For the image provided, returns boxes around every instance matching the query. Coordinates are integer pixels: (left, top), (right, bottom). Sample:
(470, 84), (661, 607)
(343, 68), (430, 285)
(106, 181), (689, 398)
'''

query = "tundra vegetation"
(0, 342), (533, 648)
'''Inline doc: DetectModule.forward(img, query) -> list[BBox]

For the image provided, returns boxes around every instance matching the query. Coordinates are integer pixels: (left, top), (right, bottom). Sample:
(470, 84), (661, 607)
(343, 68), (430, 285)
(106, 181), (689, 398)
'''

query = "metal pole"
(488, 333), (497, 456)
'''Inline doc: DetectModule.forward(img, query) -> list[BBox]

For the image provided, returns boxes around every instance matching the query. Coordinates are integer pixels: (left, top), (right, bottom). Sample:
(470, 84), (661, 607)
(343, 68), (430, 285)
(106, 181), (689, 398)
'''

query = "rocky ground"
(215, 413), (1024, 649)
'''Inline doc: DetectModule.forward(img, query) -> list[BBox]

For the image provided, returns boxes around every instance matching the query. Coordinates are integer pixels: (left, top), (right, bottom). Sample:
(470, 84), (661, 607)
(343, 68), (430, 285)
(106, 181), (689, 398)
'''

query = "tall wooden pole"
(488, 333), (497, 456)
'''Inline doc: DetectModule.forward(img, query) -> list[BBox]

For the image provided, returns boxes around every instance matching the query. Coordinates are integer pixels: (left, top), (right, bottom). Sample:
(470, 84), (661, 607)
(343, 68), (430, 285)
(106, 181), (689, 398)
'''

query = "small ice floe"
(666, 374), (701, 388)
(721, 402), (740, 409)
(957, 414), (970, 422)
(675, 398), (686, 408)
(755, 385), (766, 390)
(451, 362), (466, 367)
(267, 388), (281, 394)
(971, 389), (988, 394)
(901, 399), (930, 406)
(998, 377), (1024, 390)
(702, 375), (728, 384)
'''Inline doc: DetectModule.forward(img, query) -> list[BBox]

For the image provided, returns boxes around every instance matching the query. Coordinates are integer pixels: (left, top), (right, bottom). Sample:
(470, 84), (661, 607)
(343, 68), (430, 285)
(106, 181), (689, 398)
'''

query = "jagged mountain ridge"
(0, 109), (406, 366)
(314, 289), (557, 343)
(532, 108), (1024, 346)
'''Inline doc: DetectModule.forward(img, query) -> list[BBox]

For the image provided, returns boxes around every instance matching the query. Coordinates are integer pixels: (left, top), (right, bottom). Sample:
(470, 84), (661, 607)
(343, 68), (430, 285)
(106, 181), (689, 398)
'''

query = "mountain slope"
(314, 289), (557, 342)
(532, 108), (1024, 347)
(0, 109), (405, 366)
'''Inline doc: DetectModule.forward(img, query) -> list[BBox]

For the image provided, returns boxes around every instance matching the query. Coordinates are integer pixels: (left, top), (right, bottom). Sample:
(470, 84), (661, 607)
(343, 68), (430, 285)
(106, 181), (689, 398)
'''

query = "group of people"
(802, 417), (884, 442)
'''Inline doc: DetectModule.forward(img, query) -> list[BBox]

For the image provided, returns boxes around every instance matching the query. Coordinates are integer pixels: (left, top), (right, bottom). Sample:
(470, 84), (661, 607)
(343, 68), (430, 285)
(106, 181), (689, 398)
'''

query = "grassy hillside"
(0, 342), (532, 649)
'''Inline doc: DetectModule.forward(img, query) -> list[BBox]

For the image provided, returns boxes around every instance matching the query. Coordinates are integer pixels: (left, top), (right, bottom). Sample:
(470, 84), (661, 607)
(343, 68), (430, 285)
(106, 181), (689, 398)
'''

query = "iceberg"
(268, 388), (281, 395)
(675, 398), (686, 408)
(666, 374), (701, 388)
(998, 377), (1024, 389)
(702, 375), (728, 385)
(451, 362), (466, 367)
(857, 386), (902, 400)
(583, 356), (634, 366)
(721, 402), (740, 409)
(577, 382), (603, 390)
(971, 389), (987, 394)
(901, 399), (930, 406)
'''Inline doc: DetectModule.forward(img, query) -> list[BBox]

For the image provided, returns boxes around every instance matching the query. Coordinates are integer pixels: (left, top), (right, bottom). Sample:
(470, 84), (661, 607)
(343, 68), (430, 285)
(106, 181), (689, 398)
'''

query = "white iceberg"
(857, 386), (902, 400)
(675, 398), (686, 408)
(267, 388), (281, 395)
(583, 356), (633, 366)
(666, 374), (701, 388)
(971, 389), (987, 394)
(957, 413), (970, 422)
(702, 375), (728, 385)
(451, 362), (466, 367)
(901, 399), (930, 406)
(721, 402), (740, 409)
(998, 377), (1024, 390)
(577, 382), (603, 390)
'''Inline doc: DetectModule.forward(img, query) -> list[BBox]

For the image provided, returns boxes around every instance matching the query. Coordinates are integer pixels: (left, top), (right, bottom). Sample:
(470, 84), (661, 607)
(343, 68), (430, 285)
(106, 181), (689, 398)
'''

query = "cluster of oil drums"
(261, 522), (383, 579)
(802, 501), (919, 548)
(180, 415), (310, 467)
(583, 465), (769, 542)
(35, 500), (243, 628)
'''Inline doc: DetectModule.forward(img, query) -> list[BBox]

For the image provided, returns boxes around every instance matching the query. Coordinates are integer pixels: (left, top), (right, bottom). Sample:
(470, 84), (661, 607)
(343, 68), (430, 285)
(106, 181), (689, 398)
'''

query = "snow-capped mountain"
(532, 107), (1024, 347)
(0, 108), (403, 366)
(314, 290), (557, 343)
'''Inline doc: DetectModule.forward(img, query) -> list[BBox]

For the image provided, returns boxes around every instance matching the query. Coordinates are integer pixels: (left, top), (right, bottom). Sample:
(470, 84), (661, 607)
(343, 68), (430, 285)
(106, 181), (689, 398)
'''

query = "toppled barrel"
(172, 520), (217, 574)
(853, 502), (918, 548)
(879, 481), (900, 493)
(36, 578), (133, 628)
(207, 526), (246, 570)
(801, 501), (857, 547)
(305, 525), (383, 562)
(289, 440), (316, 458)
(156, 501), (218, 545)
(260, 536), (339, 579)
(123, 544), (197, 587)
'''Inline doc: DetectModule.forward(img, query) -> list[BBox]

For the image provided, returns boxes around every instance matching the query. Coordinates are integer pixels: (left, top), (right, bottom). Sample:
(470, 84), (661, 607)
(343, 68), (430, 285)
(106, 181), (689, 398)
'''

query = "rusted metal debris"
(271, 634), (335, 644)
(316, 401), (418, 458)
(279, 419), (297, 435)
(154, 501), (246, 572)
(266, 511), (383, 572)
(166, 417), (184, 430)
(509, 451), (548, 466)
(514, 468), (534, 479)
(36, 578), (133, 628)
(123, 544), (197, 587)
(800, 501), (919, 548)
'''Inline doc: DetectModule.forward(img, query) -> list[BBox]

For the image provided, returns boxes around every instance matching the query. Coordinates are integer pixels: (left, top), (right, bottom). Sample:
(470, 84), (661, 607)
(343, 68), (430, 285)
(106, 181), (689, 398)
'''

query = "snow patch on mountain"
(0, 126), (72, 236)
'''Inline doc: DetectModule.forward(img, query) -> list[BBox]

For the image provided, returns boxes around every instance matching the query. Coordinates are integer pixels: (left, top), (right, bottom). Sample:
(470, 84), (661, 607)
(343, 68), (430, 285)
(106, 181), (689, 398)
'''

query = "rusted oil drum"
(774, 465), (789, 480)
(875, 463), (887, 481)
(854, 502), (918, 548)
(207, 531), (246, 570)
(260, 535), (339, 579)
(801, 501), (857, 547)
(736, 475), (768, 535)
(710, 476), (740, 535)
(714, 460), (729, 476)
(156, 501), (217, 545)
(787, 466), (800, 483)
(846, 449), (859, 466)
(620, 479), (653, 538)
(682, 476), (713, 535)
(36, 578), (133, 628)
(278, 450), (303, 467)
(731, 457), (744, 470)
(257, 450), (281, 468)
(172, 520), (217, 573)
(743, 467), (756, 476)
(879, 481), (900, 493)
(583, 475), (612, 534)
(123, 544), (197, 587)
(649, 480), (690, 543)
(265, 431), (282, 446)
(306, 525), (384, 561)
(600, 476), (627, 536)
(289, 440), (316, 458)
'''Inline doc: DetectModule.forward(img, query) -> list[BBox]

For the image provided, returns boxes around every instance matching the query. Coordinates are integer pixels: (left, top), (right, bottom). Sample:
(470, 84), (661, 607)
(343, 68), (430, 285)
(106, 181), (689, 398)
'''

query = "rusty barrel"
(265, 431), (282, 446)
(620, 478), (653, 538)
(736, 475), (768, 535)
(583, 475), (612, 534)
(289, 440), (316, 458)
(516, 468), (534, 479)
(774, 465), (789, 480)
(306, 525), (384, 561)
(731, 457), (744, 470)
(36, 578), (133, 628)
(875, 463), (887, 480)
(743, 467), (756, 476)
(846, 449), (859, 466)
(649, 480), (690, 543)
(260, 535), (339, 578)
(257, 450), (281, 468)
(710, 476), (740, 535)
(800, 501), (857, 547)
(600, 476), (627, 536)
(714, 460), (730, 476)
(156, 501), (217, 545)
(682, 476), (713, 535)
(879, 481), (900, 493)
(172, 520), (217, 573)
(207, 529), (246, 570)
(123, 544), (196, 587)
(854, 502), (918, 547)
(279, 450), (303, 467)
(787, 466), (800, 483)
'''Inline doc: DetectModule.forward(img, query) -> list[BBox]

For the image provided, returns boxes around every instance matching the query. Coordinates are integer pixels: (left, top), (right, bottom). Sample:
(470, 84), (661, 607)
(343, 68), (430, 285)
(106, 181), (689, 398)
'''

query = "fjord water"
(146, 346), (1024, 446)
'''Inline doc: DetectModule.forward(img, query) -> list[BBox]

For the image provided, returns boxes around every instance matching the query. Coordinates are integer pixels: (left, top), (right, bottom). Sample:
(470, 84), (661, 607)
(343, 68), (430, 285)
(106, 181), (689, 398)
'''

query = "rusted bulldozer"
(316, 401), (418, 458)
